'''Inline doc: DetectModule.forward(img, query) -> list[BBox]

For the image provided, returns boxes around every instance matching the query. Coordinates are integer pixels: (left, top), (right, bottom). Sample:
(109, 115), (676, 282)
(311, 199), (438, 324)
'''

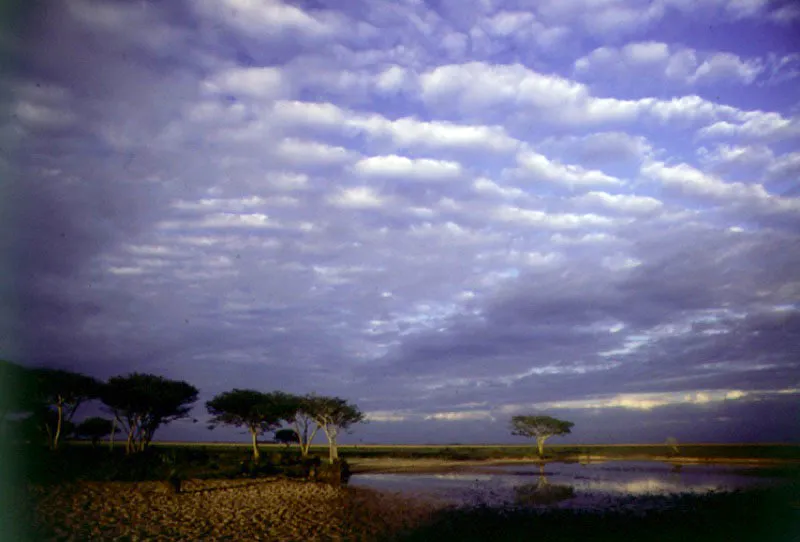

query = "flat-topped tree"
(101, 373), (198, 454)
(206, 389), (288, 462)
(29, 368), (103, 450)
(75, 417), (119, 447)
(274, 428), (300, 448)
(510, 415), (574, 458)
(281, 393), (321, 458)
(308, 396), (365, 463)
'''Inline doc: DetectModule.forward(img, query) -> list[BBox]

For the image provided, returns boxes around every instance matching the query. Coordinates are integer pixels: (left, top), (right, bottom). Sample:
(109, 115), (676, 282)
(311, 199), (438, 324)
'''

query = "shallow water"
(349, 460), (781, 509)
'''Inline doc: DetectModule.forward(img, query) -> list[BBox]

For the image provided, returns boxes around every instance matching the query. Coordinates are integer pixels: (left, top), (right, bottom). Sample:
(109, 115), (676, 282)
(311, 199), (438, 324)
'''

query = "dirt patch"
(25, 478), (444, 541)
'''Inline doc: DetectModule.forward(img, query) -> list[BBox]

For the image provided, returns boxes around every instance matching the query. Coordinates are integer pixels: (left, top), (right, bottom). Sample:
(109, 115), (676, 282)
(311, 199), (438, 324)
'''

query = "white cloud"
(423, 410), (494, 421)
(539, 132), (653, 165)
(473, 177), (525, 198)
(575, 42), (763, 85)
(690, 52), (763, 85)
(353, 116), (519, 153)
(203, 66), (289, 101)
(365, 410), (409, 422)
(641, 161), (770, 203)
(574, 191), (663, 214)
(273, 100), (519, 153)
(276, 138), (356, 166)
(766, 151), (800, 181)
(354, 155), (462, 180)
(492, 205), (619, 229)
(267, 172), (309, 191)
(697, 144), (774, 170)
(328, 186), (387, 209)
(194, 0), (343, 39)
(698, 113), (800, 140)
(418, 62), (764, 126)
(623, 41), (670, 64)
(515, 150), (623, 187)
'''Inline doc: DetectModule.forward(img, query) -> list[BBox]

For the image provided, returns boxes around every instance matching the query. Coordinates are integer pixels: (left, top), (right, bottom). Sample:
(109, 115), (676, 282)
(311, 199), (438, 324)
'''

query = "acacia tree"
(29, 368), (102, 450)
(21, 406), (76, 447)
(282, 394), (322, 458)
(75, 417), (119, 447)
(274, 428), (299, 448)
(101, 373), (198, 454)
(206, 389), (287, 462)
(309, 396), (365, 463)
(510, 415), (574, 458)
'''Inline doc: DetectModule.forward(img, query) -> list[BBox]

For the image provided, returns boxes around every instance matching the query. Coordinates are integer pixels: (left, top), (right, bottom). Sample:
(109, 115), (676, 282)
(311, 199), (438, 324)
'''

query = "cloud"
(328, 186), (388, 209)
(575, 42), (763, 85)
(492, 206), (621, 229)
(203, 66), (289, 100)
(354, 155), (463, 181)
(514, 150), (623, 187)
(641, 160), (781, 207)
(193, 0), (345, 40)
(573, 191), (663, 215)
(5, 0), (799, 446)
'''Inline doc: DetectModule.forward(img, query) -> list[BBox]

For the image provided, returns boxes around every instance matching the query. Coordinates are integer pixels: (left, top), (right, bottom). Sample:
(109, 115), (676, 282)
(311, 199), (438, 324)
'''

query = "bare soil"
(24, 477), (444, 541)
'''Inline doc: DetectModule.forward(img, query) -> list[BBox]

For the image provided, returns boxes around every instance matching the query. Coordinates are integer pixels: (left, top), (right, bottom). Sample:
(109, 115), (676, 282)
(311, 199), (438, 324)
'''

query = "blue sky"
(2, 0), (799, 444)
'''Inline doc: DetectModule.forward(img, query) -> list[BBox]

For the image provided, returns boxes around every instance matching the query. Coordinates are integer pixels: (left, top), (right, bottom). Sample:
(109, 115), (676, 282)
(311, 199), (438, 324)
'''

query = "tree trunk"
(109, 418), (116, 451)
(294, 421), (307, 457)
(53, 401), (64, 451)
(126, 428), (135, 454)
(329, 438), (338, 462)
(251, 429), (260, 462)
(324, 427), (339, 463)
(537, 436), (546, 458)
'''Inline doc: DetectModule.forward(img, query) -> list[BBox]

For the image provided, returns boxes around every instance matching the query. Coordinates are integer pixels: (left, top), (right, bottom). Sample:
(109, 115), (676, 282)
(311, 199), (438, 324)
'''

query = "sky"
(1, 0), (799, 445)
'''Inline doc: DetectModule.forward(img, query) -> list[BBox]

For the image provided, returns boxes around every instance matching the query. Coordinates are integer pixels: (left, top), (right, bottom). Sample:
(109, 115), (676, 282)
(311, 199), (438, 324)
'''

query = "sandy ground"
(23, 478), (444, 541)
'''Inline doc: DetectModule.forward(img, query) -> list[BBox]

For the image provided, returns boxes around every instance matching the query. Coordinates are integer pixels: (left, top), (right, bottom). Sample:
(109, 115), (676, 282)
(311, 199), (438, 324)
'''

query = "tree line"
(0, 360), (363, 464)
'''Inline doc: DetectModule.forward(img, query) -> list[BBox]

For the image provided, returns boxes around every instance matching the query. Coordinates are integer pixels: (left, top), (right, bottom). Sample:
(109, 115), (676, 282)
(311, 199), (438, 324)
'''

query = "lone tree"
(75, 417), (119, 447)
(309, 396), (365, 463)
(101, 373), (198, 454)
(29, 368), (102, 450)
(206, 389), (288, 462)
(274, 428), (300, 448)
(510, 415), (574, 458)
(665, 436), (680, 456)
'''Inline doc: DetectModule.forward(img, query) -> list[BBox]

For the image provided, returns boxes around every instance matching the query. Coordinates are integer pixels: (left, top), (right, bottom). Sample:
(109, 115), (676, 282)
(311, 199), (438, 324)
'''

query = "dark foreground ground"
(6, 477), (798, 541)
(3, 443), (799, 541)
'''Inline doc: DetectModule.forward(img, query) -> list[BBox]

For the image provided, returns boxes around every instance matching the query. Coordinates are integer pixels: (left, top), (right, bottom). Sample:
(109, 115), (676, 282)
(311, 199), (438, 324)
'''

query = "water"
(349, 461), (781, 510)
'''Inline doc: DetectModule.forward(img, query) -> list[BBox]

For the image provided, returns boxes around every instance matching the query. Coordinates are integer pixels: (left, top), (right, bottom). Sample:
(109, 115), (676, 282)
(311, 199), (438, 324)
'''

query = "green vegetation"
(206, 389), (293, 462)
(331, 443), (800, 462)
(510, 415), (574, 458)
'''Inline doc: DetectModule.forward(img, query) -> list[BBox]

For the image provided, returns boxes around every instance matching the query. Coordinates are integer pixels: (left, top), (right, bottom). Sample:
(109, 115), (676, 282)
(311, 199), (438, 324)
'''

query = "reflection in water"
(350, 461), (778, 511)
(514, 472), (575, 506)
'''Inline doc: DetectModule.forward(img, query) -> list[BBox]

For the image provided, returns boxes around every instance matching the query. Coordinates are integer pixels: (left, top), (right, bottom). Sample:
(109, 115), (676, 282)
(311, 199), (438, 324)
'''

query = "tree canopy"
(29, 368), (103, 450)
(206, 389), (290, 461)
(274, 428), (300, 447)
(308, 395), (365, 462)
(280, 393), (321, 458)
(510, 415), (574, 458)
(75, 417), (119, 446)
(101, 373), (198, 454)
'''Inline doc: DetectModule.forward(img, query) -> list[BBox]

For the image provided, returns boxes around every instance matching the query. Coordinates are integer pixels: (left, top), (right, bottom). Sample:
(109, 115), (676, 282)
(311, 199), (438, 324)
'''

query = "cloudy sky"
(2, 0), (799, 444)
